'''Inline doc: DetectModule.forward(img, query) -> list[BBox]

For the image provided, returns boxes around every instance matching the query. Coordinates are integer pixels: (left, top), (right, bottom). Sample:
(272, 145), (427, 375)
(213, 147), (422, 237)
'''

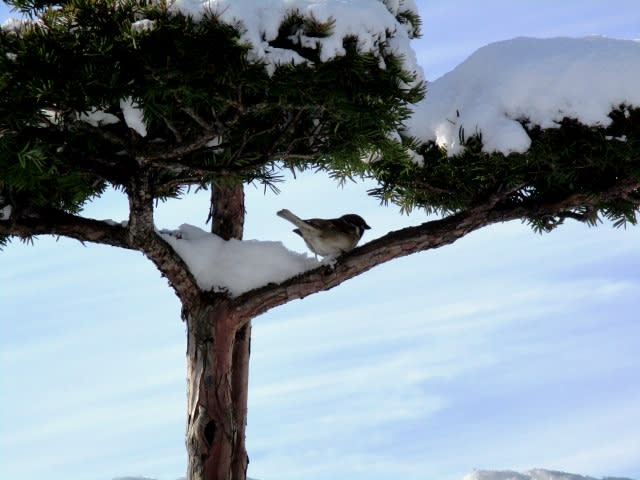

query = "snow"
(120, 97), (148, 137)
(6, 6), (639, 160)
(464, 470), (635, 480)
(1, 17), (35, 33)
(101, 219), (128, 227)
(169, 0), (423, 78)
(205, 136), (223, 147)
(3, 0), (422, 78)
(0, 204), (12, 220)
(160, 224), (319, 296)
(114, 470), (635, 480)
(79, 109), (120, 127)
(405, 36), (640, 156)
(130, 19), (156, 34)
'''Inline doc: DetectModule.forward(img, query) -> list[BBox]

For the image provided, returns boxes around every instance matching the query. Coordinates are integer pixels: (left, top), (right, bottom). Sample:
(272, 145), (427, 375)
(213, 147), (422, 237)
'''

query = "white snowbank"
(160, 224), (319, 296)
(405, 36), (640, 155)
(465, 469), (635, 480)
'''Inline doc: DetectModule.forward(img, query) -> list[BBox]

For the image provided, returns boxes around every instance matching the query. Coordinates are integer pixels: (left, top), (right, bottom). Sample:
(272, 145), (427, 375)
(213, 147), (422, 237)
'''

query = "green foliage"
(1, 0), (422, 218)
(368, 105), (640, 229)
(0, 0), (637, 237)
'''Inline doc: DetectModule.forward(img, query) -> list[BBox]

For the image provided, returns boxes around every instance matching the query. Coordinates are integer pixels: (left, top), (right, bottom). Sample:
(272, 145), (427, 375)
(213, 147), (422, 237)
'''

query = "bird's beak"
(364, 223), (371, 230)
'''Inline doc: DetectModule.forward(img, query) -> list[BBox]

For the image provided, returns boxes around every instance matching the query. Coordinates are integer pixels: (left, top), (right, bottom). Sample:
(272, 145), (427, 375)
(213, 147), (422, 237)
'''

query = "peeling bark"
(124, 167), (202, 308)
(184, 182), (250, 480)
(210, 183), (245, 241)
(186, 302), (247, 480)
(229, 321), (251, 480)
(126, 167), (155, 246)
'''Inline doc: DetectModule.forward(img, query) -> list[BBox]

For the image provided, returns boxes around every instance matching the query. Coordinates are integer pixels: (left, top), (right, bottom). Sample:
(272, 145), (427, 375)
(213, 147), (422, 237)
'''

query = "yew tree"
(1, 1), (639, 480)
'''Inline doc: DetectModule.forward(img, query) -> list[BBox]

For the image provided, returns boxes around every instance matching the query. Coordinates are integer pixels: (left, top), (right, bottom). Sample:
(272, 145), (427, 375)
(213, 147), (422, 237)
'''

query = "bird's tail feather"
(277, 209), (305, 228)
(277, 209), (322, 235)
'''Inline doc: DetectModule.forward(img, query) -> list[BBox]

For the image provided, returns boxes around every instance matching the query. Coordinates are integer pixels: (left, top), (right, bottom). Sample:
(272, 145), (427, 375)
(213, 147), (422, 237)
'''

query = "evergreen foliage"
(0, 0), (422, 218)
(371, 105), (640, 230)
(1, 0), (639, 245)
(1, 3), (638, 477)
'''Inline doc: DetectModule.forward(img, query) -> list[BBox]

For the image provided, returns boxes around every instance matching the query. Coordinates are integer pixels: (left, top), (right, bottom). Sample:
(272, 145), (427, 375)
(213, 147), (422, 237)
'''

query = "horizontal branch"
(229, 204), (502, 322)
(230, 180), (640, 324)
(0, 206), (131, 249)
(1, 201), (202, 309)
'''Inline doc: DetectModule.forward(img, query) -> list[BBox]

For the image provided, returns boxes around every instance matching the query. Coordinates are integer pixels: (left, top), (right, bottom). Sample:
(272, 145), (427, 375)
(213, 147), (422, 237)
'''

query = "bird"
(277, 209), (371, 258)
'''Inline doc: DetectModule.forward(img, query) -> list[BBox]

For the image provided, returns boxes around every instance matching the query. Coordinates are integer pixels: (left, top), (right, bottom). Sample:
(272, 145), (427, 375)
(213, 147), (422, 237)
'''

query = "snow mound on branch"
(465, 469), (636, 480)
(405, 36), (640, 155)
(78, 109), (120, 127)
(160, 224), (319, 296)
(120, 97), (148, 137)
(169, 0), (422, 78)
(0, 204), (12, 220)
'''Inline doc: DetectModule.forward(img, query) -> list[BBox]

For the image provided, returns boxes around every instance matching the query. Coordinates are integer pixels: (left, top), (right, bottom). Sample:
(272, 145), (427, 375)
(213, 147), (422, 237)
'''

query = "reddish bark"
(186, 302), (247, 480)
(210, 183), (245, 241)
(229, 321), (251, 480)
(183, 182), (250, 480)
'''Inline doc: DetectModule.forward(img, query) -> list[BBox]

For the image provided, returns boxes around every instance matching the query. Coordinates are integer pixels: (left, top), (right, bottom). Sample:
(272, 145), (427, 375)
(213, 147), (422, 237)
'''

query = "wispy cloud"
(246, 269), (640, 480)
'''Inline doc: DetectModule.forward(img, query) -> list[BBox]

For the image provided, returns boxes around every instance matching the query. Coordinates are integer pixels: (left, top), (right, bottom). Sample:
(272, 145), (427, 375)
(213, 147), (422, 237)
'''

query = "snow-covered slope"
(465, 470), (636, 480)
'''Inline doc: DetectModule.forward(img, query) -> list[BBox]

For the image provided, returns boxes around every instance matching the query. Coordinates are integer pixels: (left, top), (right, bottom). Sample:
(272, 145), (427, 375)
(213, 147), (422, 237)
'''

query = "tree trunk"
(230, 320), (251, 480)
(185, 303), (250, 480)
(184, 182), (251, 480)
(209, 183), (245, 241)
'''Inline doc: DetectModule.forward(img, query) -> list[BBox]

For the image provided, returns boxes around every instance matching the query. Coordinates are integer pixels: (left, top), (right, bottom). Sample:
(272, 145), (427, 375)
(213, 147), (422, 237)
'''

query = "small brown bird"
(277, 209), (371, 258)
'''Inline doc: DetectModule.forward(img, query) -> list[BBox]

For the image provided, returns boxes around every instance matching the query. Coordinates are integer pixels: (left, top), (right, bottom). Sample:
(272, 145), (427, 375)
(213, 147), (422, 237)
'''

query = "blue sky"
(1, 1), (640, 480)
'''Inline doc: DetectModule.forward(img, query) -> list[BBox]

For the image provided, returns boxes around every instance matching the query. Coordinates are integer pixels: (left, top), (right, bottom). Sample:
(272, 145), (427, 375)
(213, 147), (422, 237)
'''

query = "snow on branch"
(167, 0), (422, 78)
(1, 0), (422, 80)
(405, 37), (640, 155)
(160, 224), (319, 296)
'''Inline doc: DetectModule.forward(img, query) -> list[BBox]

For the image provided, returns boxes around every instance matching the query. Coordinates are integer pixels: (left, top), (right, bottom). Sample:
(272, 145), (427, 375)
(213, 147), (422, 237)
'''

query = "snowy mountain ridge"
(114, 469), (637, 480)
(464, 469), (636, 480)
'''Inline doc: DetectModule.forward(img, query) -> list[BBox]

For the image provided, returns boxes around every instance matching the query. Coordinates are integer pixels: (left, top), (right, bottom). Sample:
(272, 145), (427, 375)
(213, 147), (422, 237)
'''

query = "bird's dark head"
(340, 214), (371, 236)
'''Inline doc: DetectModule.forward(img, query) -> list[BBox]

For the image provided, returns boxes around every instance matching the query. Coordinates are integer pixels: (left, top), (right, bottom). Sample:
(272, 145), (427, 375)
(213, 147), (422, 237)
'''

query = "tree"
(1, 1), (638, 480)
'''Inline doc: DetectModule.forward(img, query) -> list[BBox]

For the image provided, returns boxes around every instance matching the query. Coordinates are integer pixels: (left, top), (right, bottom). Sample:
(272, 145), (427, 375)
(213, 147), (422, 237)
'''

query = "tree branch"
(125, 167), (203, 309)
(230, 180), (640, 324)
(0, 206), (131, 249)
